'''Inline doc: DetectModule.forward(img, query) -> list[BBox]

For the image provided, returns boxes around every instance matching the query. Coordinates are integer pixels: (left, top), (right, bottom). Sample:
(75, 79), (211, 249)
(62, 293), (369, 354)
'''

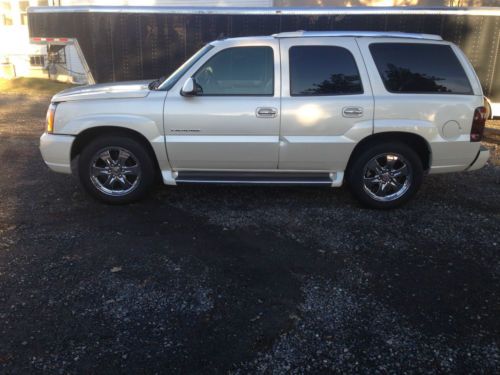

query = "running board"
(172, 171), (344, 187)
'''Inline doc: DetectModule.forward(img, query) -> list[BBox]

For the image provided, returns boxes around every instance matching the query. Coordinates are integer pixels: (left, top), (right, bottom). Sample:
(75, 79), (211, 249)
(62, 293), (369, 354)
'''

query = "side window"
(289, 46), (363, 96)
(369, 43), (473, 95)
(193, 46), (274, 96)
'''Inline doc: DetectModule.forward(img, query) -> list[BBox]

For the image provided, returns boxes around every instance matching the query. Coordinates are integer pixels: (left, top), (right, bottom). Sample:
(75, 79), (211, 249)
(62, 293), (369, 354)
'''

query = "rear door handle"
(342, 107), (363, 117)
(256, 107), (278, 118)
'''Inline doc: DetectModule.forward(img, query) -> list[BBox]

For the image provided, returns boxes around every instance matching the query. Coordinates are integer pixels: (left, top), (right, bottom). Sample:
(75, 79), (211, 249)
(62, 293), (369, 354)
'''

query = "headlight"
(46, 103), (57, 133)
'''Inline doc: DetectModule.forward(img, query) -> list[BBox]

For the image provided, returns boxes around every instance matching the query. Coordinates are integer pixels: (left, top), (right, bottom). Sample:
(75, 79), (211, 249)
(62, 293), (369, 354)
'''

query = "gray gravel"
(0, 93), (499, 373)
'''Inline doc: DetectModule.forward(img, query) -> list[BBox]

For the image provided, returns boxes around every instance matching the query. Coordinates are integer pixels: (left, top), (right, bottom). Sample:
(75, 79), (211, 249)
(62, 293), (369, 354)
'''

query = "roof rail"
(272, 31), (443, 40)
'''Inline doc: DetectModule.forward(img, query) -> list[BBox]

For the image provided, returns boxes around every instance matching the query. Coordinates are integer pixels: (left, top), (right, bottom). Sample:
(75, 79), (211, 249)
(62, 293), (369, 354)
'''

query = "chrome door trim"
(165, 135), (279, 143)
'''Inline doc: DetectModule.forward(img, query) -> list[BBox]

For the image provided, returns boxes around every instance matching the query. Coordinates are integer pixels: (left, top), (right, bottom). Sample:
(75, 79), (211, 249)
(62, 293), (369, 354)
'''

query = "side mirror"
(181, 77), (198, 97)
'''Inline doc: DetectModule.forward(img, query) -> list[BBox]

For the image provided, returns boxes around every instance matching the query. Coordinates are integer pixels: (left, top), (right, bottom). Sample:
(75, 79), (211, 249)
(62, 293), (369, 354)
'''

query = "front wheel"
(78, 135), (155, 204)
(347, 142), (423, 209)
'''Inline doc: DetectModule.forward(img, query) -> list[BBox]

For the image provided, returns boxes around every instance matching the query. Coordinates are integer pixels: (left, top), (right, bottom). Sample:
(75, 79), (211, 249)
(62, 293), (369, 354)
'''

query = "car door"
(278, 37), (374, 171)
(164, 39), (281, 170)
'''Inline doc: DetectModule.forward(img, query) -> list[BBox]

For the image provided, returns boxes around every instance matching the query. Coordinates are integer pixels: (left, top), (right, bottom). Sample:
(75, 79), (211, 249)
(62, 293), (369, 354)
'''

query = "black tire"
(78, 135), (155, 204)
(347, 142), (423, 209)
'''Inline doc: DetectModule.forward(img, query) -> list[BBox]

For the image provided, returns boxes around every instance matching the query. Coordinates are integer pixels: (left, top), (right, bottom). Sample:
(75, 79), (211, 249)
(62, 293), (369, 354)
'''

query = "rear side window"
(289, 46), (363, 96)
(369, 43), (473, 95)
(193, 46), (274, 96)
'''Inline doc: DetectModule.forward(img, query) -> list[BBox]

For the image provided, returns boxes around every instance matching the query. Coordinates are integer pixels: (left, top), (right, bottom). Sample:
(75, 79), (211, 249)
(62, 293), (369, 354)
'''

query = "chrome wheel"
(362, 153), (412, 202)
(89, 147), (141, 196)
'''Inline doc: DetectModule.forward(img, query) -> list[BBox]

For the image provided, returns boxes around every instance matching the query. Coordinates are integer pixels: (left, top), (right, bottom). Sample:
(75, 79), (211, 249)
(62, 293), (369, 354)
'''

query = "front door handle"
(256, 107), (278, 118)
(342, 107), (363, 118)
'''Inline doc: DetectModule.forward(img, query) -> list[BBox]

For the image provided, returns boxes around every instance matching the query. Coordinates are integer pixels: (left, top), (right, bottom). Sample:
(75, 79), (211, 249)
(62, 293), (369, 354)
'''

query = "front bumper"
(466, 145), (490, 172)
(39, 133), (75, 174)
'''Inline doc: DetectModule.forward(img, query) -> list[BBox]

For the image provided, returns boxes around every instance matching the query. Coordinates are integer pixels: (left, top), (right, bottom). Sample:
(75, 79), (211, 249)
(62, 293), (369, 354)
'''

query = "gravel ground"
(0, 93), (499, 374)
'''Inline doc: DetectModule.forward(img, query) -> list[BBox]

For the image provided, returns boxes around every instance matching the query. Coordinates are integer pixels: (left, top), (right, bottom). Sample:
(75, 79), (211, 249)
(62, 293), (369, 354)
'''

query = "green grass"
(0, 77), (78, 96)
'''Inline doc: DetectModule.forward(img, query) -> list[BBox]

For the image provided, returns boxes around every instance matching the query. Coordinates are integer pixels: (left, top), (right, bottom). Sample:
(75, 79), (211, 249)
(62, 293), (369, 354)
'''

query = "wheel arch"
(70, 126), (161, 176)
(346, 131), (432, 175)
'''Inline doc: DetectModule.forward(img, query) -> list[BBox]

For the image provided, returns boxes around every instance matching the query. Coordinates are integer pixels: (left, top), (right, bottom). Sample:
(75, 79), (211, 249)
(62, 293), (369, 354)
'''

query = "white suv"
(40, 31), (490, 208)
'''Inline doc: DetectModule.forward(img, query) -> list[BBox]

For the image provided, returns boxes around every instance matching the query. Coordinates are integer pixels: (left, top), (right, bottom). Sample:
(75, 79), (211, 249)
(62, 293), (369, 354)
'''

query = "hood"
(52, 80), (152, 102)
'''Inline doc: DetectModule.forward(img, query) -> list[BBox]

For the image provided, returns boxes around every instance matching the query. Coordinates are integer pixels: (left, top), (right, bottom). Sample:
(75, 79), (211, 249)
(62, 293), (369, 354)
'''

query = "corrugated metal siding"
(28, 10), (500, 101)
(59, 0), (274, 7)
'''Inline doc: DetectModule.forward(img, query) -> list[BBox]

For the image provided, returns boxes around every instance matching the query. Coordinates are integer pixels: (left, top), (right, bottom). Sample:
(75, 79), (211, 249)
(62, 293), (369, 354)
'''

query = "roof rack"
(272, 31), (443, 40)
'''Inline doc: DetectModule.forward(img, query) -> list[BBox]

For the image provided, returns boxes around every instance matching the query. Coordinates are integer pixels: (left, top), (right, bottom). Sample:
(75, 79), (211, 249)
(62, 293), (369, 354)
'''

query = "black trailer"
(28, 6), (500, 104)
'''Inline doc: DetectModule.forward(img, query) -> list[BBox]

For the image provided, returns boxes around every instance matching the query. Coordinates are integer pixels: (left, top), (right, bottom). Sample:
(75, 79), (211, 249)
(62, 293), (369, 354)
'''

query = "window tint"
(193, 47), (274, 96)
(289, 46), (363, 96)
(369, 43), (473, 95)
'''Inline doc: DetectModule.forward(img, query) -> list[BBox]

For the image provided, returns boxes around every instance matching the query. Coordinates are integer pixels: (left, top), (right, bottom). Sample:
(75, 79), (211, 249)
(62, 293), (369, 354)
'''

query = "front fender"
(57, 113), (159, 140)
(53, 99), (171, 174)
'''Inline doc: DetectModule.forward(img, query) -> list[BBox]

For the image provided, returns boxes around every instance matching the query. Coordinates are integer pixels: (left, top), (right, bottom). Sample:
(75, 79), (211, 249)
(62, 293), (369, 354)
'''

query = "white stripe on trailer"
(28, 6), (500, 17)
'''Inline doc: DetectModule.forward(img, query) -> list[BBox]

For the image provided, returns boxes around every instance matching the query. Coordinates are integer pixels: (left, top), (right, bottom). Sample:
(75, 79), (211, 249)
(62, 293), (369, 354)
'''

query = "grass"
(0, 77), (78, 96)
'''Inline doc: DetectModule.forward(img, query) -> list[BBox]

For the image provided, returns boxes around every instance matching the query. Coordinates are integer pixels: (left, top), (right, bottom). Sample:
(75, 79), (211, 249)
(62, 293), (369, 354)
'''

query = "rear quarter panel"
(357, 38), (484, 173)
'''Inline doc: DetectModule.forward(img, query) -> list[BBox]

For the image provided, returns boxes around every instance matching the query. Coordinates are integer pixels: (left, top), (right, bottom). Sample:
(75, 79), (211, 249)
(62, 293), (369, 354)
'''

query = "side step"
(174, 171), (343, 186)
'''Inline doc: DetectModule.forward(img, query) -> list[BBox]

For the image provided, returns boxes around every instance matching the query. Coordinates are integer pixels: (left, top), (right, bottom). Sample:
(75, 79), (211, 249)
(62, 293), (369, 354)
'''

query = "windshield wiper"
(148, 76), (166, 90)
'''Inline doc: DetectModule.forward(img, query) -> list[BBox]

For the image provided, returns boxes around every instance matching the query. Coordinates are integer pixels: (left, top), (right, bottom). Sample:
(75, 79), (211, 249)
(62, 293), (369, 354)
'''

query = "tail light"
(470, 106), (487, 142)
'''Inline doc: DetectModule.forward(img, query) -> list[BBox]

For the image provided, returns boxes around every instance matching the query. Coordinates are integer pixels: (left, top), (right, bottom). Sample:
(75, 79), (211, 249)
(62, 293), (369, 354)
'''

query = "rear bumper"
(466, 145), (490, 171)
(39, 133), (75, 174)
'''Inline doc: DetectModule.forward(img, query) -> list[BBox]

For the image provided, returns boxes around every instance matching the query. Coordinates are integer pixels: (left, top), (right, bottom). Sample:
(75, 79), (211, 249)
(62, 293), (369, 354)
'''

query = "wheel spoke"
(122, 165), (139, 176)
(363, 176), (380, 185)
(118, 149), (131, 166)
(380, 182), (390, 194)
(390, 179), (403, 190)
(92, 166), (110, 177)
(385, 155), (398, 170)
(99, 150), (113, 166)
(366, 158), (383, 174)
(102, 175), (116, 188)
(117, 176), (132, 189)
(392, 164), (408, 178)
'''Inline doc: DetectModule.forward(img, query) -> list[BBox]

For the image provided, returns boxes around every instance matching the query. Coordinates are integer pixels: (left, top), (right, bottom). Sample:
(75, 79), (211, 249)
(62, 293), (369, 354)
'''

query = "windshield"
(159, 44), (214, 91)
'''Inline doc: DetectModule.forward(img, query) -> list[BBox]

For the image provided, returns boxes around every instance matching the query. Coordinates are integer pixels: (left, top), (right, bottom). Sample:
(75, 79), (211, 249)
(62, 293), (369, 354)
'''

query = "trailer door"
(164, 40), (281, 171)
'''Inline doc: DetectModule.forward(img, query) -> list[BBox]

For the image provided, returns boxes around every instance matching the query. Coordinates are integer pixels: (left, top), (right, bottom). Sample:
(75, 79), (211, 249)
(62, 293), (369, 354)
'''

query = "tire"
(78, 135), (155, 204)
(347, 142), (423, 209)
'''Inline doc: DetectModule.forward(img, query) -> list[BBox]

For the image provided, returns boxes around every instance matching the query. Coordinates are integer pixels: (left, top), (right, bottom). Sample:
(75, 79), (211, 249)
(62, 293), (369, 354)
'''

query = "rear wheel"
(347, 142), (423, 209)
(78, 135), (155, 204)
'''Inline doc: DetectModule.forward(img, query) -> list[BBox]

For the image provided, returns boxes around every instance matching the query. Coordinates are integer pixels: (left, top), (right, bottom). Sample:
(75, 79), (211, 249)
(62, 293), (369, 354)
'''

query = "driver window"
(193, 46), (274, 96)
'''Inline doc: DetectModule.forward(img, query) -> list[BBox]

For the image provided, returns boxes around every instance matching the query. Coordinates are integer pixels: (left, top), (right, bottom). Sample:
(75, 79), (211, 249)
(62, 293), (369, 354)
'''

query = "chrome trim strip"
(28, 6), (500, 17)
(282, 135), (355, 144)
(175, 168), (331, 172)
(165, 135), (278, 143)
(175, 179), (333, 185)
